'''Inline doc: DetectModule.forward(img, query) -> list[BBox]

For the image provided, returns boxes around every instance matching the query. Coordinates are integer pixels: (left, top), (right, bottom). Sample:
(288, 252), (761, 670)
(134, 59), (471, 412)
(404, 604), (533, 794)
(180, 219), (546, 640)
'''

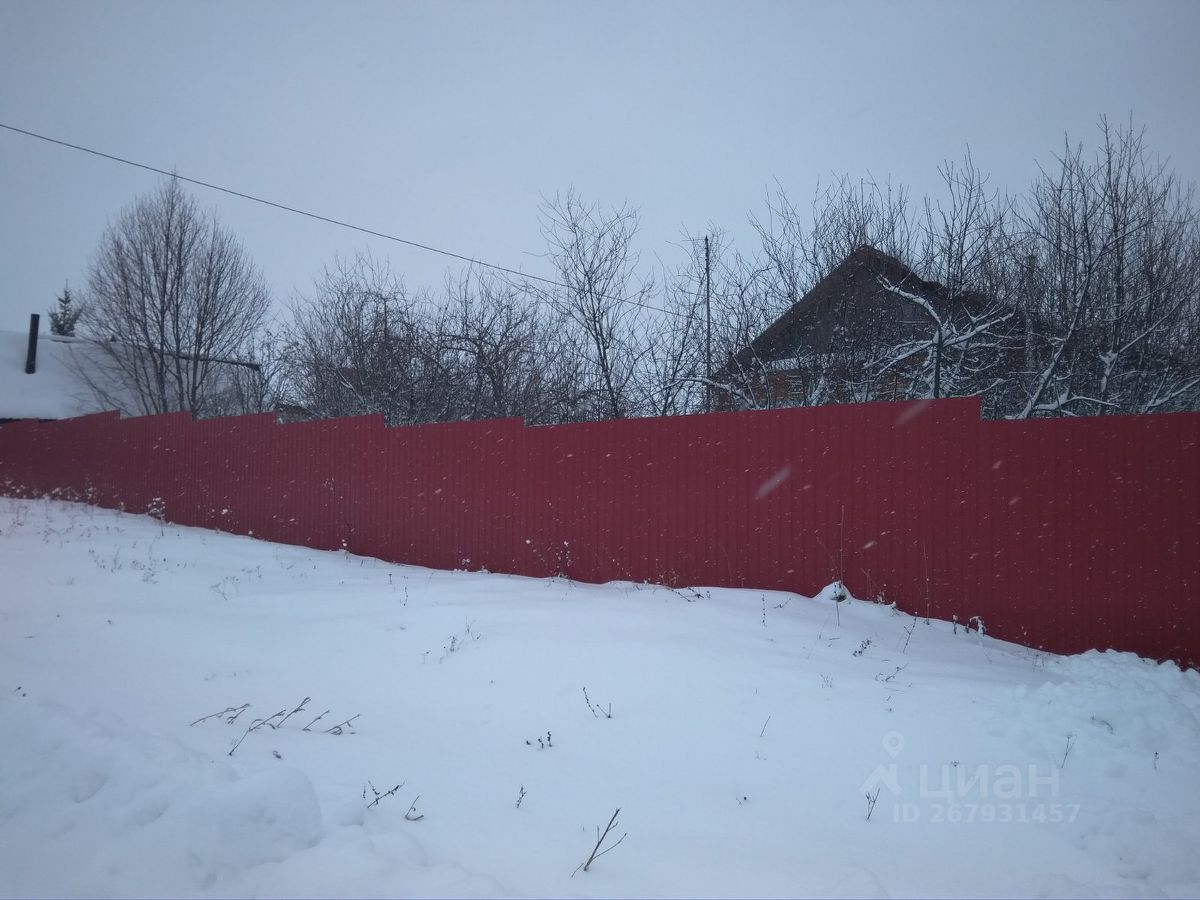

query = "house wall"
(713, 366), (914, 411)
(1, 400), (1197, 666)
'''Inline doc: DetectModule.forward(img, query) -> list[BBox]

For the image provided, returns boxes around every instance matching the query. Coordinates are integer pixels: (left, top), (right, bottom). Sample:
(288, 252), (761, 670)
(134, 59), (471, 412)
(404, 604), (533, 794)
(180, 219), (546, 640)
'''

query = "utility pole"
(704, 235), (712, 413)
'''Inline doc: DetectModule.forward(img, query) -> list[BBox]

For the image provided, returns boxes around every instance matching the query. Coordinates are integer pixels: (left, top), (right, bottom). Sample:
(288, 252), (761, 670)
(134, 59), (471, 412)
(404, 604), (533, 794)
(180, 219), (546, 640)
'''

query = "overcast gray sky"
(2, 0), (1198, 334)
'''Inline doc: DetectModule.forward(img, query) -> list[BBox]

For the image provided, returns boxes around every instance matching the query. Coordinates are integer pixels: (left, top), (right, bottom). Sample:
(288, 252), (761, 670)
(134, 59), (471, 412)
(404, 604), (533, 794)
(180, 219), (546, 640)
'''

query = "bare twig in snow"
(302, 709), (331, 731)
(901, 618), (917, 653)
(1058, 733), (1075, 769)
(364, 781), (404, 808)
(275, 697), (311, 729)
(404, 795), (424, 821)
(572, 807), (628, 877)
(583, 687), (612, 719)
(252, 710), (286, 731)
(325, 714), (361, 735)
(866, 787), (881, 821)
(228, 716), (272, 756)
(190, 703), (249, 727)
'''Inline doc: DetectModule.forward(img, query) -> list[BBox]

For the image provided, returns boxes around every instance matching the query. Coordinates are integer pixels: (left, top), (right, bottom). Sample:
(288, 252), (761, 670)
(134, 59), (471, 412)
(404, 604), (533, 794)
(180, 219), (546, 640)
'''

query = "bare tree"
(687, 229), (853, 412)
(642, 122), (1197, 420)
(638, 232), (714, 416)
(696, 236), (784, 409)
(537, 190), (655, 420)
(438, 269), (585, 423)
(278, 253), (450, 425)
(226, 328), (283, 417)
(80, 178), (270, 417)
(752, 174), (918, 300)
(872, 275), (1014, 402)
(1012, 119), (1200, 417)
(867, 153), (1020, 412)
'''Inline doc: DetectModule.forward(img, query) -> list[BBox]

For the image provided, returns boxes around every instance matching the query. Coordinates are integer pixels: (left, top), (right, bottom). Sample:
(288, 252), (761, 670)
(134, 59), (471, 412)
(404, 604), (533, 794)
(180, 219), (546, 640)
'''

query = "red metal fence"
(1, 397), (1197, 666)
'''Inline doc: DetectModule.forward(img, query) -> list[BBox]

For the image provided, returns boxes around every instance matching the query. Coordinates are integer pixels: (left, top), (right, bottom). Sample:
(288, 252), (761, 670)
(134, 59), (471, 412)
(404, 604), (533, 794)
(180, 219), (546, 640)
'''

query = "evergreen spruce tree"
(48, 284), (82, 336)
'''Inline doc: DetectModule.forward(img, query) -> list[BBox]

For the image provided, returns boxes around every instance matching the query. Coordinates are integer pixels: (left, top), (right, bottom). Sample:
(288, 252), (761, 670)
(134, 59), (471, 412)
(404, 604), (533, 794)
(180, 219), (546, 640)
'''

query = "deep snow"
(1, 496), (1198, 898)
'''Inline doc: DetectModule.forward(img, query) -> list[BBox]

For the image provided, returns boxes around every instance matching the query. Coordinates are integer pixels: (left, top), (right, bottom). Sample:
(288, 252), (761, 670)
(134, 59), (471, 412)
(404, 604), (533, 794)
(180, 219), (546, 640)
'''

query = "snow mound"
(0, 697), (323, 897)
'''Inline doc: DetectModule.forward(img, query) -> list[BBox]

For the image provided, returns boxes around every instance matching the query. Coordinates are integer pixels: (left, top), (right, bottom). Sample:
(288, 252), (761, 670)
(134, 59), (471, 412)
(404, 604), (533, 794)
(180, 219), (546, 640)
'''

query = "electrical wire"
(0, 121), (685, 318)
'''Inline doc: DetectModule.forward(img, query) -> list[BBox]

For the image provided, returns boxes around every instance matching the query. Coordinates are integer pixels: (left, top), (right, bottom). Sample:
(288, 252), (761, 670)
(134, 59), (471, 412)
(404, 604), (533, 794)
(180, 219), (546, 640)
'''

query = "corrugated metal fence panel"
(0, 400), (1197, 666)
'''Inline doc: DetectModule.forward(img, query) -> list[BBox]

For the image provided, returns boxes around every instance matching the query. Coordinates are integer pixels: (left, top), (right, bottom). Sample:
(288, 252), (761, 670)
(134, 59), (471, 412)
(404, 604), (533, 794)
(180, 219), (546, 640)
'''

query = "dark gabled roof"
(720, 246), (967, 377)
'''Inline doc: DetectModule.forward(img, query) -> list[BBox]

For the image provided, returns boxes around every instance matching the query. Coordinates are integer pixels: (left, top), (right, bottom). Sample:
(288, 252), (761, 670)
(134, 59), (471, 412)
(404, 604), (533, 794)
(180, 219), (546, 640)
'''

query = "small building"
(711, 246), (1021, 413)
(1, 315), (264, 424)
(0, 319), (116, 423)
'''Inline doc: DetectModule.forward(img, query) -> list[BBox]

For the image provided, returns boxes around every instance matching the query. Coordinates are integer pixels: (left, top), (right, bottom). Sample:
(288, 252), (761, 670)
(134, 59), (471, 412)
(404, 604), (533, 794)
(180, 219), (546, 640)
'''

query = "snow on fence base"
(0, 398), (1197, 666)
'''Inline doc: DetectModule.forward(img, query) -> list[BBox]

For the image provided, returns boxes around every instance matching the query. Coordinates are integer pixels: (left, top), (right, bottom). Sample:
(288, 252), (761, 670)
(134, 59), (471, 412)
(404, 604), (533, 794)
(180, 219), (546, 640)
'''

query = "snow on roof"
(2, 328), (265, 421)
(0, 330), (116, 420)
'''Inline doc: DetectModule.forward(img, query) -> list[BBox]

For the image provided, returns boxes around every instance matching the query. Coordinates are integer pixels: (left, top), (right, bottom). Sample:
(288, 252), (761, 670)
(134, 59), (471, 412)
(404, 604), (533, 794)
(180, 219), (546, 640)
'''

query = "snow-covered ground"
(2, 496), (1198, 899)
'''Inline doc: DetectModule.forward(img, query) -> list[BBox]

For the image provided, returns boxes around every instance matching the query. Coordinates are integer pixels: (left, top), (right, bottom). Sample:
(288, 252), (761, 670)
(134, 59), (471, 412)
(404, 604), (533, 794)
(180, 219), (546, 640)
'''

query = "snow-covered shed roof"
(2, 325), (266, 422)
(0, 329), (116, 421)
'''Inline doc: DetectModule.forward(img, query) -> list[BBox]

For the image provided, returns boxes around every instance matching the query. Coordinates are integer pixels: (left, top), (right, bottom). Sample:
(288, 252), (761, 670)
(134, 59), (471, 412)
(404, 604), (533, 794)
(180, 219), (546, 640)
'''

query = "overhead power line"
(0, 121), (679, 318)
